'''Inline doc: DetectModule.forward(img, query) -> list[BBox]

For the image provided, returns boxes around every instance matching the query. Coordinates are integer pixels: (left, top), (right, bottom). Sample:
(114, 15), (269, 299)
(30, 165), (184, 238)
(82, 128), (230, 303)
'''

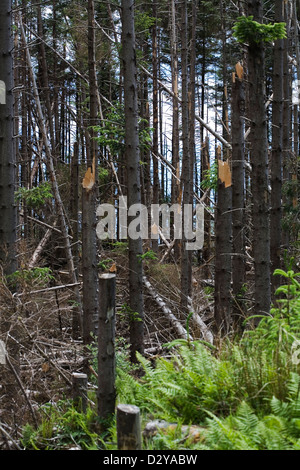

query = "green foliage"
(20, 268), (300, 451)
(98, 167), (110, 186)
(119, 302), (142, 323)
(115, 268), (300, 449)
(233, 16), (287, 45)
(93, 103), (152, 156)
(111, 241), (128, 253)
(98, 258), (114, 272)
(15, 182), (53, 209)
(117, 344), (237, 423)
(7, 267), (54, 289)
(21, 401), (102, 450)
(201, 398), (300, 450)
(200, 161), (218, 191)
(134, 10), (157, 38)
(137, 250), (158, 264)
(243, 269), (300, 355)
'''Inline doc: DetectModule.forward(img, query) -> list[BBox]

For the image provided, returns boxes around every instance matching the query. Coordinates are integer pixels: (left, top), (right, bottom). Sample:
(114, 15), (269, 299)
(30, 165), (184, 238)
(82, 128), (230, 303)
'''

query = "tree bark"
(214, 3), (232, 332)
(97, 274), (116, 420)
(0, 0), (17, 276)
(231, 67), (246, 325)
(180, 0), (192, 313)
(152, 0), (159, 253)
(282, 2), (292, 251)
(247, 0), (271, 318)
(271, 0), (284, 296)
(117, 404), (142, 450)
(81, 0), (99, 344)
(20, 14), (83, 336)
(170, 0), (180, 259)
(121, 0), (144, 361)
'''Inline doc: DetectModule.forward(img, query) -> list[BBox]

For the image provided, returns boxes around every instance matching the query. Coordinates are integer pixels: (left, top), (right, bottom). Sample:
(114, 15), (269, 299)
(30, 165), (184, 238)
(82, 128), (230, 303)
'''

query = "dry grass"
(0, 241), (214, 448)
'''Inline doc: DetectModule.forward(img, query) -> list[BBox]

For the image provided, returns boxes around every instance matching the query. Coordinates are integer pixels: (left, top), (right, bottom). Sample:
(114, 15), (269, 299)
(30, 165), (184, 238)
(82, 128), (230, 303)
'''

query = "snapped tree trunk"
(214, 156), (232, 332)
(231, 65), (246, 325)
(214, 4), (232, 333)
(121, 0), (144, 361)
(81, 0), (99, 344)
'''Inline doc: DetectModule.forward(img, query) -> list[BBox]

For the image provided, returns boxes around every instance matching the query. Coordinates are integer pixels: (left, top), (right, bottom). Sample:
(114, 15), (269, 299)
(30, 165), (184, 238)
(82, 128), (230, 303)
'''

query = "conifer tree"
(121, 0), (144, 361)
(0, 0), (17, 276)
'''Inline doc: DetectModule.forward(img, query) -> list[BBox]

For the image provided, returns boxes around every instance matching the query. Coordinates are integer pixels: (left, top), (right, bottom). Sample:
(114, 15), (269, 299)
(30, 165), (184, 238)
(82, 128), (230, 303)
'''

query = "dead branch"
(143, 276), (191, 340)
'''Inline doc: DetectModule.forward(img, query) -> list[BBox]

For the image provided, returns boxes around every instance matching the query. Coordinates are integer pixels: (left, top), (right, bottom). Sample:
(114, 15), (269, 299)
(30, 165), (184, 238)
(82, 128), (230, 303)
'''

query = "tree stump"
(72, 372), (88, 413)
(97, 273), (116, 420)
(117, 404), (142, 450)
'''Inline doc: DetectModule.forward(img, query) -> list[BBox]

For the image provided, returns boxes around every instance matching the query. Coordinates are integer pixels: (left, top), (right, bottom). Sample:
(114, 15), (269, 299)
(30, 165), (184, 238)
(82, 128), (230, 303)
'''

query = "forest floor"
(0, 241), (219, 448)
(2, 241), (300, 450)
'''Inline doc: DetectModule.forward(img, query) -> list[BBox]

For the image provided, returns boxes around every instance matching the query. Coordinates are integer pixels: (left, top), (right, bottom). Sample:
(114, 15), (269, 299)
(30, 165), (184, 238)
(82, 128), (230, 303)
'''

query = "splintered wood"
(218, 159), (232, 188)
(82, 156), (96, 191)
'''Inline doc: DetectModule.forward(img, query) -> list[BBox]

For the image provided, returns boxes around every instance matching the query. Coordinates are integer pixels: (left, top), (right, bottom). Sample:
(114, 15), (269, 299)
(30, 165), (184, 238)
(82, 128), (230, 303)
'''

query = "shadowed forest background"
(0, 0), (300, 451)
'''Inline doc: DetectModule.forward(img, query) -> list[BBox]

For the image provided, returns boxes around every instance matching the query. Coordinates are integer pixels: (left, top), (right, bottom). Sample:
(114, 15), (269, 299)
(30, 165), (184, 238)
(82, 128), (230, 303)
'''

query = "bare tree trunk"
(152, 0), (159, 253)
(180, 0), (192, 312)
(214, 3), (232, 333)
(282, 2), (292, 252)
(97, 274), (116, 420)
(201, 137), (212, 278)
(20, 15), (83, 335)
(247, 0), (271, 318)
(231, 66), (246, 326)
(0, 0), (18, 410)
(170, 0), (180, 259)
(121, 0), (144, 361)
(0, 0), (17, 276)
(35, 1), (55, 157)
(81, 0), (99, 344)
(271, 0), (284, 297)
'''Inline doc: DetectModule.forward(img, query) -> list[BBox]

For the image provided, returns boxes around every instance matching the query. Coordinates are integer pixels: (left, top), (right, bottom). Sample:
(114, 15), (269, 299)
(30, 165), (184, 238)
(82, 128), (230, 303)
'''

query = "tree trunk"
(152, 0), (159, 253)
(20, 15), (83, 336)
(282, 2), (292, 252)
(121, 0), (144, 361)
(180, 0), (192, 312)
(81, 0), (99, 344)
(0, 0), (17, 276)
(231, 66), (246, 326)
(170, 0), (180, 259)
(247, 0), (271, 318)
(214, 157), (232, 332)
(214, 3), (232, 332)
(271, 0), (284, 296)
(97, 274), (116, 420)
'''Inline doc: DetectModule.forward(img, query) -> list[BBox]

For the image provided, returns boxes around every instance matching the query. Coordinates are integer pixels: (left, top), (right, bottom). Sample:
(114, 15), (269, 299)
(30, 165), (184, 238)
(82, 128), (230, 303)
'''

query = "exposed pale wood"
(143, 419), (204, 444)
(143, 276), (191, 340)
(13, 282), (81, 297)
(28, 221), (58, 268)
(117, 404), (142, 450)
(72, 372), (88, 413)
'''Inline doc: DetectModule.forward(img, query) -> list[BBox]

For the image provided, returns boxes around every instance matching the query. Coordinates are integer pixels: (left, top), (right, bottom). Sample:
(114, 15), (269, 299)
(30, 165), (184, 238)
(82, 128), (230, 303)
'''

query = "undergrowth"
(20, 269), (300, 450)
